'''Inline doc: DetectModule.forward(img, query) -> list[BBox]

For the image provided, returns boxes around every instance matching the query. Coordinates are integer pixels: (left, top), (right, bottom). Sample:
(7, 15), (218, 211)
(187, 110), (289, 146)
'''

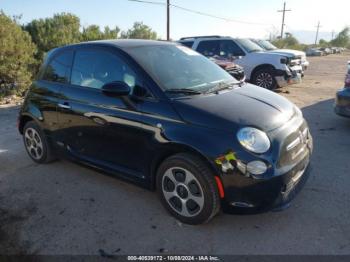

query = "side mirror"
(101, 81), (130, 97)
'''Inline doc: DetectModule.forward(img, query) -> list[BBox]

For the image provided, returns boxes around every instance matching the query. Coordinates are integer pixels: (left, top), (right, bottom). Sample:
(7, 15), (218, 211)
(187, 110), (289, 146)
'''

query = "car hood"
(267, 49), (306, 58)
(172, 84), (296, 132)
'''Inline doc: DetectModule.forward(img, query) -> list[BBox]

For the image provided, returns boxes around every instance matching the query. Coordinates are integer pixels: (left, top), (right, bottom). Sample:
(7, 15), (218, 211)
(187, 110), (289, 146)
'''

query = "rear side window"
(196, 40), (220, 57)
(42, 51), (73, 83)
(180, 41), (194, 48)
(71, 50), (137, 90)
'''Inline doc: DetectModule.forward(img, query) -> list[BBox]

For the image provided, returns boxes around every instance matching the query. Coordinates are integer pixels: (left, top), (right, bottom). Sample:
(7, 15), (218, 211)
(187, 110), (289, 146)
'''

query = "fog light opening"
(246, 161), (267, 175)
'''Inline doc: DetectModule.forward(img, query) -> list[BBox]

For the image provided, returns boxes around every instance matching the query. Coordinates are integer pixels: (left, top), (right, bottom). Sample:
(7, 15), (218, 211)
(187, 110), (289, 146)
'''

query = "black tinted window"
(220, 40), (245, 57)
(197, 40), (245, 58)
(196, 40), (220, 57)
(71, 50), (137, 91)
(180, 41), (194, 48)
(42, 51), (73, 83)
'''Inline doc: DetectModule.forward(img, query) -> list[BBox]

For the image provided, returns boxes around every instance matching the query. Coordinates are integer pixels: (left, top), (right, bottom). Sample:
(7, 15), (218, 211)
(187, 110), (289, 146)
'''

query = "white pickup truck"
(178, 36), (303, 90)
(251, 39), (309, 71)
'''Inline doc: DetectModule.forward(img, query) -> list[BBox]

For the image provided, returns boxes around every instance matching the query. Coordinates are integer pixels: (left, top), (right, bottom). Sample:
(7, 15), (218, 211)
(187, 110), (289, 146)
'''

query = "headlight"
(237, 127), (271, 153)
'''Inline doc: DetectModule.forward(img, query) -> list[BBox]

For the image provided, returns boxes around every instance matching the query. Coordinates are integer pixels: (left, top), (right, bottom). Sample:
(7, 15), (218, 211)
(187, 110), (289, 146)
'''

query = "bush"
(0, 12), (36, 97)
(271, 33), (307, 51)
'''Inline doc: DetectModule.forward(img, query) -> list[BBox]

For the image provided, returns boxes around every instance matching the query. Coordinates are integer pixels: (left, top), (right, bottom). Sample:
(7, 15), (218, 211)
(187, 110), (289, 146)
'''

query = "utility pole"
(315, 21), (321, 45)
(278, 2), (291, 38)
(331, 30), (335, 40)
(167, 0), (170, 40)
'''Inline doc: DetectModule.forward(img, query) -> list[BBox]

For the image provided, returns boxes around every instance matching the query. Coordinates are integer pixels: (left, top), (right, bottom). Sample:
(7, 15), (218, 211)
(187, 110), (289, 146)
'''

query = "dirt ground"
(0, 53), (349, 256)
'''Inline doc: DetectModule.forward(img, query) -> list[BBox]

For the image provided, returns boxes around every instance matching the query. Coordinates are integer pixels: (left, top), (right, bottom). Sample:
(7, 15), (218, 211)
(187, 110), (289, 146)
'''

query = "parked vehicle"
(306, 48), (323, 56)
(178, 36), (303, 90)
(180, 40), (246, 82)
(209, 56), (246, 82)
(334, 62), (350, 117)
(18, 40), (313, 224)
(251, 39), (309, 71)
(320, 47), (332, 55)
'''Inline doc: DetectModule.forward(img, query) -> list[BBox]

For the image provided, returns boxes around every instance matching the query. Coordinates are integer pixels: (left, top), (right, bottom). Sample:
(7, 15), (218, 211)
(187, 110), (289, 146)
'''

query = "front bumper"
(221, 153), (311, 214)
(334, 105), (350, 117)
(275, 73), (302, 87)
(219, 115), (312, 214)
(334, 88), (350, 117)
(274, 64), (303, 88)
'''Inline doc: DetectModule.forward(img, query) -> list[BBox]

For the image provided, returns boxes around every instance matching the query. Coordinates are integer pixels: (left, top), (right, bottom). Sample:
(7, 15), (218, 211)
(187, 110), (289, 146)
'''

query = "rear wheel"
(252, 68), (277, 90)
(23, 121), (56, 163)
(157, 153), (220, 225)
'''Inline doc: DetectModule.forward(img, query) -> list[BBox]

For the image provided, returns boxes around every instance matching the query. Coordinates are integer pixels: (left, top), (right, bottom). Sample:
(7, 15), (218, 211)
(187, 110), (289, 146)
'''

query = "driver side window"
(71, 50), (138, 92)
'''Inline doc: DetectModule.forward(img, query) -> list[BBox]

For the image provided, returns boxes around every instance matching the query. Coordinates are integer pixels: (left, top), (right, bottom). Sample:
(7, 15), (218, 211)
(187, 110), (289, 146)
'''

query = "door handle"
(58, 103), (71, 109)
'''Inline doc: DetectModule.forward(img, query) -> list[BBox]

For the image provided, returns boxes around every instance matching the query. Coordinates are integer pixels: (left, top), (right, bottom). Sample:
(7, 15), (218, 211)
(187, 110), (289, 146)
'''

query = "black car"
(18, 40), (313, 224)
(334, 64), (350, 117)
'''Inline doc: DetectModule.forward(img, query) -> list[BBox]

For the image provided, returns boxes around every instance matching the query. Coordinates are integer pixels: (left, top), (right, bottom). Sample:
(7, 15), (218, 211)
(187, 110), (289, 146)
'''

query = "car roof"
(178, 36), (233, 41)
(53, 39), (177, 53)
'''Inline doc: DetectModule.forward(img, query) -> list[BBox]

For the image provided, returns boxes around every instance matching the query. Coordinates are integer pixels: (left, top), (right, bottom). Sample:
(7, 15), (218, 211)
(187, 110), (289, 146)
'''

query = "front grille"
(273, 157), (311, 209)
(278, 121), (311, 167)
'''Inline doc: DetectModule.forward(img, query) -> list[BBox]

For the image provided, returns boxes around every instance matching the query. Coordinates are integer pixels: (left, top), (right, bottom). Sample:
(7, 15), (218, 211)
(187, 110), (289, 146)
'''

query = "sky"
(1, 0), (349, 44)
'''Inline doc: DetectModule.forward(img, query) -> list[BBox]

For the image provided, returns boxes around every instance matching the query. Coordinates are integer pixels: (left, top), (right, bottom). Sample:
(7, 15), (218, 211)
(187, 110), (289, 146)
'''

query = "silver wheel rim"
(255, 72), (274, 89)
(162, 167), (204, 217)
(24, 128), (44, 160)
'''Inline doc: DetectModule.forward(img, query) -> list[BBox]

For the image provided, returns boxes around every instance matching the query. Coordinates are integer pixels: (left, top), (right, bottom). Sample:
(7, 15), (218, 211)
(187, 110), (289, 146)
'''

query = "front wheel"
(251, 68), (277, 90)
(156, 153), (221, 225)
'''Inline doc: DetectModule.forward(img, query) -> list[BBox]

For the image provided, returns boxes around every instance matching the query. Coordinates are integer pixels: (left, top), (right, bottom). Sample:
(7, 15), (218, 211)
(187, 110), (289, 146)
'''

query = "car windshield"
(256, 40), (278, 51)
(127, 44), (236, 94)
(235, 39), (264, 53)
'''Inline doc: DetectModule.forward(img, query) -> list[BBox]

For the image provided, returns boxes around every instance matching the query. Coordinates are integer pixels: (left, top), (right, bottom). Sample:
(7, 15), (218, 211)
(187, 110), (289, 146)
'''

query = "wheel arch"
(251, 64), (276, 79)
(18, 102), (44, 134)
(149, 143), (220, 191)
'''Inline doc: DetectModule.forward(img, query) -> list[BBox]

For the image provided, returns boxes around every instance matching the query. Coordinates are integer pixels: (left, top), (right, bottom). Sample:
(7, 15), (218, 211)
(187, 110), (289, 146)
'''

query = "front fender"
(148, 122), (253, 178)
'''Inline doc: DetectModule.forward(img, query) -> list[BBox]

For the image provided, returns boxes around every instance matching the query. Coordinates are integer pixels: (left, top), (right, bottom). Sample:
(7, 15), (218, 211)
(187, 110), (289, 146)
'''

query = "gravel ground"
(0, 53), (349, 256)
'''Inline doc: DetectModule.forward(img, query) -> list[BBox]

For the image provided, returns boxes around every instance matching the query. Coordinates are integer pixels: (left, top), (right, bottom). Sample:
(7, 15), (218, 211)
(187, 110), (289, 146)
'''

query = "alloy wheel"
(255, 72), (274, 89)
(162, 167), (204, 217)
(24, 127), (44, 160)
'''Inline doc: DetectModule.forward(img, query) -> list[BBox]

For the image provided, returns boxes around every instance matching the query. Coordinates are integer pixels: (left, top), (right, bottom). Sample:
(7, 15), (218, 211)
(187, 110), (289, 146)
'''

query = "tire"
(23, 121), (56, 164)
(156, 153), (221, 225)
(251, 68), (277, 90)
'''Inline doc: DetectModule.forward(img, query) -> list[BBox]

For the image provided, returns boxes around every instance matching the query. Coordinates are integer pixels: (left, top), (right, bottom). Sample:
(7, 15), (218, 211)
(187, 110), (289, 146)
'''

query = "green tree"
(81, 25), (104, 41)
(121, 22), (157, 39)
(24, 13), (80, 62)
(319, 39), (329, 47)
(330, 27), (350, 47)
(102, 26), (120, 39)
(81, 25), (120, 41)
(0, 11), (36, 97)
(271, 33), (305, 50)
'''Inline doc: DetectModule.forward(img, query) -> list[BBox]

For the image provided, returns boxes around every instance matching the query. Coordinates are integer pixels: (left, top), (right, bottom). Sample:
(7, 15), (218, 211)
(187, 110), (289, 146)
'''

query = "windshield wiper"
(205, 81), (241, 94)
(165, 88), (202, 95)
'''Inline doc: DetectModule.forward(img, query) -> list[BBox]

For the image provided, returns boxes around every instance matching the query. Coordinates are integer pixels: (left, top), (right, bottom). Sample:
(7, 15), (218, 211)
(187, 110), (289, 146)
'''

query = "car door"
(57, 46), (147, 180)
(32, 49), (74, 139)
